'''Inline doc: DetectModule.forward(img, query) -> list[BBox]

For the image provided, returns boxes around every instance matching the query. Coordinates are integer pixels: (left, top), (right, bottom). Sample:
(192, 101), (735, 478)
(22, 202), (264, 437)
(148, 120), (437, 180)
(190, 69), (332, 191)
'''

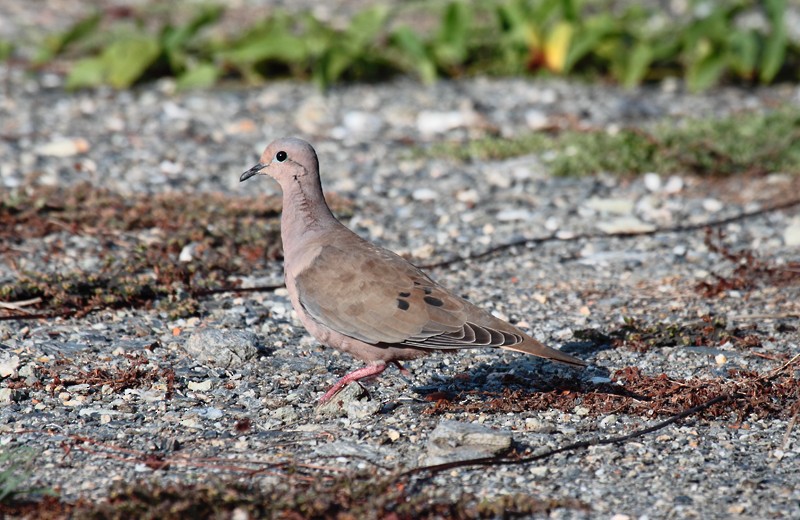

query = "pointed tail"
(501, 339), (587, 368)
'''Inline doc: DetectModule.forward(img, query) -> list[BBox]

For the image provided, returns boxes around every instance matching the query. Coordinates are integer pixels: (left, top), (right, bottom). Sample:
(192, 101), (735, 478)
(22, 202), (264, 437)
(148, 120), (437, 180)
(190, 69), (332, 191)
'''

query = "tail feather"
(501, 339), (587, 368)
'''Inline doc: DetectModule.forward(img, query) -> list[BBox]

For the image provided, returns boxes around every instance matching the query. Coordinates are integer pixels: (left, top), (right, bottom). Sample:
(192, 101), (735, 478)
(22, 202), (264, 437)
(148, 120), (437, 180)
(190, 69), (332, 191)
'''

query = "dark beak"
(240, 163), (266, 182)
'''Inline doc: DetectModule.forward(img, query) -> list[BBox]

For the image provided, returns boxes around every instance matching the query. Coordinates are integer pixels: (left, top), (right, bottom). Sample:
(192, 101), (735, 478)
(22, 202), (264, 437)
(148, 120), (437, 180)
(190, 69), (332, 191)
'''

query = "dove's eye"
(275, 151), (288, 162)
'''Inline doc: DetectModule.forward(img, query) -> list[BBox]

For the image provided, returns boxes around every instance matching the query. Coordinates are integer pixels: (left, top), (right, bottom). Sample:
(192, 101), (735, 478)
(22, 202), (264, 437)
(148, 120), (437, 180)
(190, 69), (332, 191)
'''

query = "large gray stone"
(425, 420), (513, 465)
(183, 328), (260, 368)
(0, 353), (20, 378)
(0, 387), (24, 405)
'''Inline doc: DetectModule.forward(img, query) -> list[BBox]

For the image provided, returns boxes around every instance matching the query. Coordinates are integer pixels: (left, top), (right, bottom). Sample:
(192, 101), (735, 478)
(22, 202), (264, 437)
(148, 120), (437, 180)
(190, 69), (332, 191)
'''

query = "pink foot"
(319, 363), (388, 403)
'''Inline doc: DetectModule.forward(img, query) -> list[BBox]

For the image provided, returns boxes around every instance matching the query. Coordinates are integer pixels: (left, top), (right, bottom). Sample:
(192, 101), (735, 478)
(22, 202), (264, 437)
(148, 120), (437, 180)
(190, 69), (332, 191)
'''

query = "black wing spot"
(423, 296), (444, 307)
(397, 299), (410, 311)
(398, 292), (411, 297)
(423, 287), (433, 295)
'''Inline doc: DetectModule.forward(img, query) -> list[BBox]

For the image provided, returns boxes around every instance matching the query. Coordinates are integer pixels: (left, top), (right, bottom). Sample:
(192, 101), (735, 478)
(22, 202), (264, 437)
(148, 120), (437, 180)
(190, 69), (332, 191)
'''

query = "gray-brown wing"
(295, 242), (524, 349)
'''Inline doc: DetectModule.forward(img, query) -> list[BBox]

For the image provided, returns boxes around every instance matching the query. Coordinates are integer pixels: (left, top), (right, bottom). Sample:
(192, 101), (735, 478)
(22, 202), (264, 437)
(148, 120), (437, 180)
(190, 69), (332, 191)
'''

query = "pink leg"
(319, 363), (388, 403)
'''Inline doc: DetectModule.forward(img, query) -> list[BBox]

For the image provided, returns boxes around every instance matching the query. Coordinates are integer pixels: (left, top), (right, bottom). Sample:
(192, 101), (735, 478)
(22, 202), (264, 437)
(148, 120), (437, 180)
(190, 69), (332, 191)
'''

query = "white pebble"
(188, 380), (212, 391)
(412, 244), (435, 259)
(643, 172), (662, 192)
(179, 243), (197, 262)
(703, 198), (724, 212)
(529, 466), (548, 477)
(456, 189), (479, 204)
(496, 209), (533, 221)
(585, 197), (635, 215)
(0, 355), (19, 378)
(663, 175), (684, 194)
(35, 138), (90, 157)
(412, 188), (438, 201)
(159, 160), (183, 174)
(544, 216), (559, 231)
(342, 111), (383, 137)
(524, 109), (549, 130)
(596, 217), (656, 234)
(600, 414), (617, 427)
(417, 110), (468, 135)
(783, 217), (800, 246)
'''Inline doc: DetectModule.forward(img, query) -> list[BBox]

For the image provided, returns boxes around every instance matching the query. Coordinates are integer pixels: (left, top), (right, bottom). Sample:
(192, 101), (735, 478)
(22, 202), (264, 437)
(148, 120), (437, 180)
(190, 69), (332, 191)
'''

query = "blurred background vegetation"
(0, 0), (797, 91)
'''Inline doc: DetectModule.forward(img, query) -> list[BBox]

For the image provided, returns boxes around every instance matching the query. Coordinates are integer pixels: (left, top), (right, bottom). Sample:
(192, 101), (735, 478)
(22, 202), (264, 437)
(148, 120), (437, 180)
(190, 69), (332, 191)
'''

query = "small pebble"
(412, 188), (438, 201)
(702, 198), (723, 212)
(663, 175), (685, 193)
(35, 137), (90, 157)
(643, 172), (662, 192)
(188, 380), (212, 391)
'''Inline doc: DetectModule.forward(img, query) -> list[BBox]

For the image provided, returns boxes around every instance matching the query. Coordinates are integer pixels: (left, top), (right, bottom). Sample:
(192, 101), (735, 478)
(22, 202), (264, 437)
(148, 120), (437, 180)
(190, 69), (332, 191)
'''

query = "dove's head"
(240, 137), (320, 187)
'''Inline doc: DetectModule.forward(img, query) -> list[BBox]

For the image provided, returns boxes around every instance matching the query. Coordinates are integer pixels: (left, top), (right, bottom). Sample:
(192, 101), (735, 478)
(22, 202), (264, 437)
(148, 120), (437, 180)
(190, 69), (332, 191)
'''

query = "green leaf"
(310, 4), (389, 87)
(313, 46), (353, 88)
(438, 2), (468, 44)
(496, 0), (539, 48)
(495, 1), (540, 72)
(531, 0), (565, 25)
(220, 16), (306, 67)
(764, 0), (787, 23)
(622, 42), (653, 88)
(165, 47), (187, 72)
(65, 56), (105, 89)
(390, 27), (436, 83)
(727, 30), (757, 79)
(176, 62), (219, 89)
(433, 2), (469, 65)
(0, 40), (13, 62)
(345, 5), (389, 50)
(564, 16), (613, 72)
(650, 37), (681, 61)
(560, 0), (580, 22)
(35, 12), (101, 63)
(496, 2), (519, 33)
(687, 53), (727, 92)
(102, 35), (162, 88)
(299, 14), (336, 56)
(162, 5), (224, 51)
(760, 0), (787, 83)
(0, 447), (54, 502)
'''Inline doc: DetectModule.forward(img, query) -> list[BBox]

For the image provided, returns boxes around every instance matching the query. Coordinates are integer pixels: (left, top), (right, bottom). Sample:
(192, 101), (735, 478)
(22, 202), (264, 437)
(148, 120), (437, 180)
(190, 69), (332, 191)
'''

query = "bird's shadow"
(404, 340), (645, 408)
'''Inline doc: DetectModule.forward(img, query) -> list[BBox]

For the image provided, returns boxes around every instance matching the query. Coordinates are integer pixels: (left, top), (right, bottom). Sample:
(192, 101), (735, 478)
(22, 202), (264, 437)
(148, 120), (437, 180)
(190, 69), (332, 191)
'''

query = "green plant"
(35, 12), (101, 65)
(592, 0), (792, 91)
(759, 0), (788, 83)
(215, 10), (308, 84)
(391, 2), (473, 83)
(0, 447), (54, 503)
(66, 6), (223, 89)
(495, 0), (581, 74)
(26, 0), (800, 91)
(194, 5), (390, 88)
(311, 6), (392, 87)
(0, 40), (14, 63)
(426, 108), (800, 176)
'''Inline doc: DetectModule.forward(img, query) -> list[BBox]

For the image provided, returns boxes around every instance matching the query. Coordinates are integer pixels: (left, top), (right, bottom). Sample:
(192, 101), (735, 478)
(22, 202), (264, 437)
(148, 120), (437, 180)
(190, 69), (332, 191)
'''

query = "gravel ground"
(2, 48), (800, 519)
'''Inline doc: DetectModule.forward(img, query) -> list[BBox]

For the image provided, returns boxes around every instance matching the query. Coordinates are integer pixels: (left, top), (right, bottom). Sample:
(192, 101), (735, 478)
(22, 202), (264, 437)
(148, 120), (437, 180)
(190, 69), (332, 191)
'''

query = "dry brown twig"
(0, 297), (42, 313)
(759, 353), (800, 381)
(423, 196), (800, 270)
(402, 394), (731, 482)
